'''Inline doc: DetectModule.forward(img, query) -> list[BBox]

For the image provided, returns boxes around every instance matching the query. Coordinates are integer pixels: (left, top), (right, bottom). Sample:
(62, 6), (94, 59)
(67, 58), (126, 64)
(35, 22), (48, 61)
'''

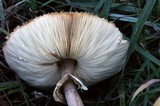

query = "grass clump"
(0, 0), (160, 106)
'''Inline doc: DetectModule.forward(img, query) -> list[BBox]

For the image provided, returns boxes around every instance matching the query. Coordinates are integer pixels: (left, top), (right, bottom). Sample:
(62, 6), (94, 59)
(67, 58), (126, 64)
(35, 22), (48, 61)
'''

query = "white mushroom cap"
(3, 12), (129, 87)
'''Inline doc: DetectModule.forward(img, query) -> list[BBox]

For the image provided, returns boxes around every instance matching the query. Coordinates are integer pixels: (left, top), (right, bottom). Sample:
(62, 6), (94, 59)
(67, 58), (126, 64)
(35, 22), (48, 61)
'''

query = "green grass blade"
(72, 1), (97, 8)
(131, 0), (156, 42)
(0, 81), (21, 91)
(126, 0), (156, 65)
(124, 35), (160, 66)
(118, 79), (125, 106)
(0, 27), (9, 35)
(109, 13), (160, 27)
(148, 67), (160, 79)
(93, 0), (104, 13)
(157, 0), (160, 16)
(41, 0), (55, 7)
(101, 0), (112, 18)
(111, 3), (141, 13)
(143, 89), (149, 106)
(0, 0), (5, 28)
(134, 44), (160, 66)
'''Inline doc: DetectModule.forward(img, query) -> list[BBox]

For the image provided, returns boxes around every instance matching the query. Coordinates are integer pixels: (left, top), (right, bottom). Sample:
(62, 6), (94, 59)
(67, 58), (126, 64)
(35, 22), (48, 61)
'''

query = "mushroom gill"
(3, 12), (129, 106)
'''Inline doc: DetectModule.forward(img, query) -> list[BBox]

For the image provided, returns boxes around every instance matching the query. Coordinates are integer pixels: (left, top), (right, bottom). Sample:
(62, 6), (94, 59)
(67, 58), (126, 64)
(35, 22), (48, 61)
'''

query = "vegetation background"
(0, 0), (160, 106)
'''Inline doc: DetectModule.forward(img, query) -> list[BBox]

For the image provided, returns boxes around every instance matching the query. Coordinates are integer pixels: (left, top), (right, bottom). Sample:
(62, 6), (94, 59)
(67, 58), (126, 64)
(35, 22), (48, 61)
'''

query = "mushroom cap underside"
(3, 12), (129, 87)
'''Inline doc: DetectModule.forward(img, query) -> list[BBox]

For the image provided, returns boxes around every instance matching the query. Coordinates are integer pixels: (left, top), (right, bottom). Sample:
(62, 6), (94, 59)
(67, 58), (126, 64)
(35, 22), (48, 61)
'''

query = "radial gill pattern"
(3, 12), (129, 87)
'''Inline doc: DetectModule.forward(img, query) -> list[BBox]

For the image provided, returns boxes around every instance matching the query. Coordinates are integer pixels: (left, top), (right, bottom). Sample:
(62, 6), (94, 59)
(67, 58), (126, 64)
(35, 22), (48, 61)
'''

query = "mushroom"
(154, 96), (160, 106)
(3, 12), (129, 106)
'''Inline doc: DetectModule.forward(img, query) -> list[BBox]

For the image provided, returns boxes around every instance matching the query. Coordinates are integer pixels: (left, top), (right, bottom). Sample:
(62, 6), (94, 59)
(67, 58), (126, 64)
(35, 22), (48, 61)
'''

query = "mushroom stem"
(59, 58), (84, 106)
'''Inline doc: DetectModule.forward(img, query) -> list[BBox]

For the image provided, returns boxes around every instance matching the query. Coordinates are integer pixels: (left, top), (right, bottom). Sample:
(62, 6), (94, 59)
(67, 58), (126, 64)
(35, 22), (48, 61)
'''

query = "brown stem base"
(63, 80), (84, 106)
(58, 58), (84, 106)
